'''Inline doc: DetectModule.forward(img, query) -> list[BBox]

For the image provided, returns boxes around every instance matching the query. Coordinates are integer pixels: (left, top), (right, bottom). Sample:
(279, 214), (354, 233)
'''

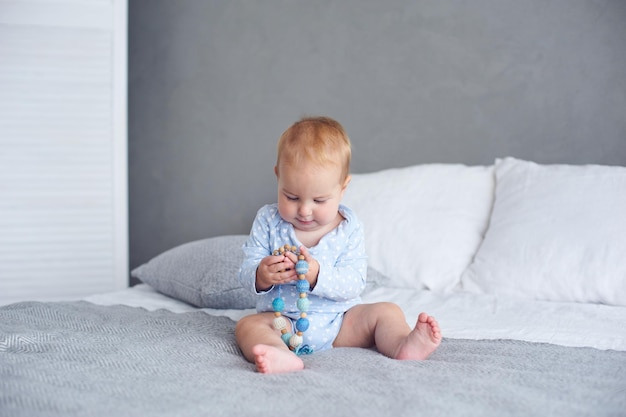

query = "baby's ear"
(342, 174), (352, 190)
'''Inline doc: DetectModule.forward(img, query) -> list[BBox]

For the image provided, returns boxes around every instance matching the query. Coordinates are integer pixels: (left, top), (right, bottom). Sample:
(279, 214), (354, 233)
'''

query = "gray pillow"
(132, 235), (256, 309)
(364, 265), (391, 293)
(132, 234), (390, 310)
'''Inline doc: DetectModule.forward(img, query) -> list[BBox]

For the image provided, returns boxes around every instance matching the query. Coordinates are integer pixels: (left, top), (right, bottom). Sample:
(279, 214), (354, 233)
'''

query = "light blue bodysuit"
(238, 203), (367, 352)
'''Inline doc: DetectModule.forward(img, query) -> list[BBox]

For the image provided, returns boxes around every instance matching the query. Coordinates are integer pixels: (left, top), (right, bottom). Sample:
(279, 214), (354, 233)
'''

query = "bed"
(2, 157), (626, 416)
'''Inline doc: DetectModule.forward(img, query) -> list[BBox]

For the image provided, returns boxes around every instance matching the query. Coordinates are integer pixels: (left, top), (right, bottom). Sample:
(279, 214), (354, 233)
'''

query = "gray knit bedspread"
(1, 301), (625, 417)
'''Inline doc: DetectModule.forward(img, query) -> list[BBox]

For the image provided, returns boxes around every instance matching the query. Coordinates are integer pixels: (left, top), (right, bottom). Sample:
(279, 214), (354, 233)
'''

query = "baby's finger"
(270, 254), (288, 264)
(262, 255), (283, 270)
(298, 246), (315, 262)
(279, 268), (297, 282)
(282, 251), (297, 264)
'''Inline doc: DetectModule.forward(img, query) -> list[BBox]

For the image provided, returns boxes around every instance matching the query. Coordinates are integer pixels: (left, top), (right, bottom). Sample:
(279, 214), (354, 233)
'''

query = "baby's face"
(276, 160), (347, 235)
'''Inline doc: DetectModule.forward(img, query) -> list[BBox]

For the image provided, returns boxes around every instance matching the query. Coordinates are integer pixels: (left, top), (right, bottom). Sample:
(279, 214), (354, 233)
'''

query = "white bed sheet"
(84, 284), (626, 352)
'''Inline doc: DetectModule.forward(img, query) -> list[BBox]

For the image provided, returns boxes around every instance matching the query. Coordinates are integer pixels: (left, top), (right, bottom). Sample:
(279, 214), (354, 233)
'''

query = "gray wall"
(129, 0), (626, 284)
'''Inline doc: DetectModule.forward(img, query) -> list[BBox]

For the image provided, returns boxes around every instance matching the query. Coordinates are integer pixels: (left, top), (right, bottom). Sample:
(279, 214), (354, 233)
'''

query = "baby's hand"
(297, 246), (319, 290)
(255, 254), (298, 291)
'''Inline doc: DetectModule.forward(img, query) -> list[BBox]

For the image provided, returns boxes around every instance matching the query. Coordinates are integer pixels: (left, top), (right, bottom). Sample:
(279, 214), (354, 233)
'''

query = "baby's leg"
(235, 313), (304, 374)
(394, 312), (442, 360)
(334, 303), (441, 360)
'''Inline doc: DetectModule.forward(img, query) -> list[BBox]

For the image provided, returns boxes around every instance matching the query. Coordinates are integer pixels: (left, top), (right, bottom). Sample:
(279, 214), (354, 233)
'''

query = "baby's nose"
(298, 204), (311, 217)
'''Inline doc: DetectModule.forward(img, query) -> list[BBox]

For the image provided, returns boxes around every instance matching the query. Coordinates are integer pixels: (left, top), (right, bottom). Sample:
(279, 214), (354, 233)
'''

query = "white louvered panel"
(0, 0), (128, 305)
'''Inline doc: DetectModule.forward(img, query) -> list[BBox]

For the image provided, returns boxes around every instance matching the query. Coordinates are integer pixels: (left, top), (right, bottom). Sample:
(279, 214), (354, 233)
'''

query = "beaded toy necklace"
(271, 245), (312, 355)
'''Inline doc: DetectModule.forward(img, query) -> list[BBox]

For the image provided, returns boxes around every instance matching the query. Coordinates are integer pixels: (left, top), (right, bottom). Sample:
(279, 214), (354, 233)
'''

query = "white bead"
(273, 316), (287, 331)
(289, 333), (303, 348)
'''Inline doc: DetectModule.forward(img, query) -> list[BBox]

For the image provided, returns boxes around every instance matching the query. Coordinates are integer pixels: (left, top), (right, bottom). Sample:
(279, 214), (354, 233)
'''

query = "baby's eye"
(314, 199), (327, 204)
(286, 196), (298, 201)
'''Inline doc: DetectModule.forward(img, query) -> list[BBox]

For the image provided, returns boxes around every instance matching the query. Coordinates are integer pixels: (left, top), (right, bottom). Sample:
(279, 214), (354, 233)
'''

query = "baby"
(236, 116), (441, 373)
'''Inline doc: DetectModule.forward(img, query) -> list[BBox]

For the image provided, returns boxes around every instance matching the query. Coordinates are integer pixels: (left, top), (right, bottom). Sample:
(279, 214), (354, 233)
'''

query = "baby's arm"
(309, 225), (367, 301)
(313, 258), (366, 301)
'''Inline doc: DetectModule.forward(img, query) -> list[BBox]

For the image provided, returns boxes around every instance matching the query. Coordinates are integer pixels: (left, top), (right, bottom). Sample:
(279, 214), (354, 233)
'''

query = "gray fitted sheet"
(1, 301), (625, 417)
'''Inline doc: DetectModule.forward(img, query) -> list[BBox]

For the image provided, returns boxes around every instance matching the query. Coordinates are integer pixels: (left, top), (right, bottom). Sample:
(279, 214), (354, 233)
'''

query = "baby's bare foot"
(394, 312), (442, 360)
(252, 344), (304, 374)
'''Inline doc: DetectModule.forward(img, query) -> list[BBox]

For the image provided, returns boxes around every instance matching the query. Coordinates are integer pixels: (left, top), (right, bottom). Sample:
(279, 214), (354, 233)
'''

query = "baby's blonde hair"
(276, 116), (352, 183)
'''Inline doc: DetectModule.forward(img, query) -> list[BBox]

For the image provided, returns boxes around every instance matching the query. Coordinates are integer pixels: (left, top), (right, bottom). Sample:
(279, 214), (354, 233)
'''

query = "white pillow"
(461, 157), (626, 306)
(342, 163), (494, 292)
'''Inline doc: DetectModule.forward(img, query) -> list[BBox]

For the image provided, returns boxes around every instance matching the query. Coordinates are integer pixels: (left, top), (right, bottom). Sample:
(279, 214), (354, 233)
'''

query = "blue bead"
(295, 260), (309, 275)
(296, 280), (310, 293)
(296, 297), (310, 312)
(272, 297), (285, 312)
(296, 318), (309, 332)
(281, 332), (292, 345)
